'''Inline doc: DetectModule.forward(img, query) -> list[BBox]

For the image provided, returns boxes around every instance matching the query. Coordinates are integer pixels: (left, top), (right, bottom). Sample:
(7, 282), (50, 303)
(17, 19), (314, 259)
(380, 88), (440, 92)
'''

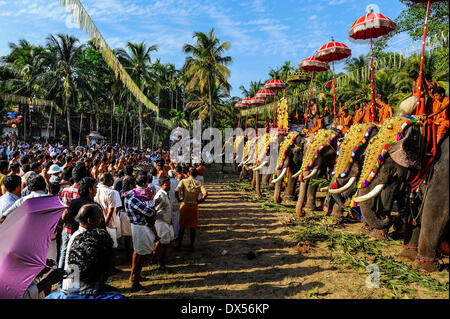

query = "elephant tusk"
(249, 164), (259, 170)
(329, 177), (356, 194)
(238, 157), (251, 167)
(272, 167), (287, 183)
(292, 169), (303, 178)
(320, 186), (329, 192)
(303, 168), (318, 180)
(253, 161), (269, 171)
(353, 184), (385, 203)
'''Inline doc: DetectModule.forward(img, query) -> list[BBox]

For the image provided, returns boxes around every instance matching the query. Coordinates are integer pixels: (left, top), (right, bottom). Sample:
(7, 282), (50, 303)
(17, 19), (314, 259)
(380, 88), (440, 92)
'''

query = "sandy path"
(110, 169), (448, 299)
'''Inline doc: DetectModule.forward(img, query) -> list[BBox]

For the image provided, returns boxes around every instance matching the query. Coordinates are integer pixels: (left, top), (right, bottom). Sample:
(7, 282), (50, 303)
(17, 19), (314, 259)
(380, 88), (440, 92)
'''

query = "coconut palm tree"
(45, 34), (85, 146)
(239, 80), (264, 98)
(116, 41), (158, 149)
(183, 28), (232, 127)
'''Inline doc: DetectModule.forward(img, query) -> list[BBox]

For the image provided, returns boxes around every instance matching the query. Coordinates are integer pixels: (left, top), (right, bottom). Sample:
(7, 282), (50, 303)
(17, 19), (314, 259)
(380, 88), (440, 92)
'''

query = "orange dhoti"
(179, 203), (199, 228)
(437, 120), (449, 140)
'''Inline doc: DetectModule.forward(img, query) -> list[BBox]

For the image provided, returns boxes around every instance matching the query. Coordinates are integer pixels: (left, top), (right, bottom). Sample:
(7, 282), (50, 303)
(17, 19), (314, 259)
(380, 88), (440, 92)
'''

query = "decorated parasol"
(264, 79), (286, 128)
(299, 56), (330, 129)
(403, 0), (445, 115)
(250, 97), (266, 135)
(256, 89), (276, 132)
(349, 5), (396, 122)
(314, 38), (352, 127)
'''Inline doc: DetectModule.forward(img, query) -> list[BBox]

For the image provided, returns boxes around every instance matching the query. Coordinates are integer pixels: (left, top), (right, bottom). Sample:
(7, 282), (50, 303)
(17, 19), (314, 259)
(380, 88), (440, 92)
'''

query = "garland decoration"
(356, 116), (417, 190)
(298, 129), (339, 181)
(276, 131), (300, 170)
(332, 123), (376, 179)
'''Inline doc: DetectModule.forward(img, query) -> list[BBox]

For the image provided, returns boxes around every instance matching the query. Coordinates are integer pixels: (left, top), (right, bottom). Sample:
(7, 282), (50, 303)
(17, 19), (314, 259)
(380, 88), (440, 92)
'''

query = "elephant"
(328, 123), (379, 222)
(292, 129), (341, 217)
(271, 132), (307, 204)
(351, 117), (425, 240)
(408, 135), (449, 272)
(250, 132), (286, 198)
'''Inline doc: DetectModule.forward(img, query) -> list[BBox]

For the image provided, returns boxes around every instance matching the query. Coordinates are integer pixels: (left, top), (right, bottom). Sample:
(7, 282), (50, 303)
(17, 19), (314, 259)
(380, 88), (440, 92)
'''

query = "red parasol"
(256, 89), (275, 130)
(403, 0), (446, 115)
(264, 79), (286, 128)
(349, 5), (396, 122)
(315, 38), (351, 127)
(299, 56), (330, 129)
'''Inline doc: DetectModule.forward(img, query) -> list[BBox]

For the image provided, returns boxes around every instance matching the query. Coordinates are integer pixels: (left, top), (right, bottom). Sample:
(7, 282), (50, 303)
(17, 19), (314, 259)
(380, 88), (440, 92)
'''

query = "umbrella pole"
(237, 112), (241, 129)
(273, 95), (277, 128)
(370, 37), (375, 123)
(264, 102), (268, 133)
(245, 107), (249, 132)
(255, 108), (258, 136)
(416, 0), (431, 116)
(332, 61), (336, 127)
(305, 70), (315, 129)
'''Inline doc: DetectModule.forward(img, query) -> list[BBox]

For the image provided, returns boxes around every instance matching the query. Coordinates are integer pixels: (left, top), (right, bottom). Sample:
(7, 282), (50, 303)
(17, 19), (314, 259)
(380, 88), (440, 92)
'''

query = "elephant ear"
(388, 125), (422, 169)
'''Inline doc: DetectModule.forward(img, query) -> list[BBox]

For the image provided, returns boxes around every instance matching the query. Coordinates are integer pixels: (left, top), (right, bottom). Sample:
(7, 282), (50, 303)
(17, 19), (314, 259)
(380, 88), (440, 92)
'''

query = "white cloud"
(0, 1), (7, 6)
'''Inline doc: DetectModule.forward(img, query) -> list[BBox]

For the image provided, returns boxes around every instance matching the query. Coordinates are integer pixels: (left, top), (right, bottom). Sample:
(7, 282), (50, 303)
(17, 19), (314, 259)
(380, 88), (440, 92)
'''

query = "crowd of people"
(0, 140), (208, 298)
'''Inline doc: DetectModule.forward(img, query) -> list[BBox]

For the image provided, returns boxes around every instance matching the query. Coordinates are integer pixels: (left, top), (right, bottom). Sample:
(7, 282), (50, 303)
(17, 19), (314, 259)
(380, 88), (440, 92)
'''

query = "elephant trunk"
(296, 181), (308, 217)
(358, 197), (393, 230)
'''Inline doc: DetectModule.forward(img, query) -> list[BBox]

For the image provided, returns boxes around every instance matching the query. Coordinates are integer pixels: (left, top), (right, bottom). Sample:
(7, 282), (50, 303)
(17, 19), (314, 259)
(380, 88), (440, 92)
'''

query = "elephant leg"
(398, 226), (420, 261)
(284, 173), (296, 201)
(305, 182), (318, 211)
(413, 209), (448, 273)
(295, 181), (308, 217)
(252, 172), (257, 189)
(255, 171), (262, 198)
(262, 174), (271, 185)
(330, 203), (344, 221)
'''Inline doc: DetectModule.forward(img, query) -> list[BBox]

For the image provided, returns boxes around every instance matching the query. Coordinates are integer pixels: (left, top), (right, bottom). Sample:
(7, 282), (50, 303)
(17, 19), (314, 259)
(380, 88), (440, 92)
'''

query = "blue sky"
(0, 0), (417, 97)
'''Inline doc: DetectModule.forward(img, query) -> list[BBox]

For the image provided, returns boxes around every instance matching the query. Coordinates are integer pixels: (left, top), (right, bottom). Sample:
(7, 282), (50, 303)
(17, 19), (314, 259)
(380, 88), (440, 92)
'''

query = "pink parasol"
(349, 5), (396, 122)
(0, 196), (66, 299)
(299, 56), (330, 129)
(403, 0), (446, 115)
(315, 38), (352, 126)
(264, 79), (286, 128)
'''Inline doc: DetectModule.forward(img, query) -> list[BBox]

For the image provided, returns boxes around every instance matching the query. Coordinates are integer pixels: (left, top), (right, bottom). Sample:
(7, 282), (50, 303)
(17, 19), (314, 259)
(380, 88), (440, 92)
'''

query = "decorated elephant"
(292, 129), (341, 217)
(328, 123), (379, 221)
(249, 132), (287, 198)
(351, 117), (423, 239)
(271, 131), (306, 204)
(408, 135), (448, 272)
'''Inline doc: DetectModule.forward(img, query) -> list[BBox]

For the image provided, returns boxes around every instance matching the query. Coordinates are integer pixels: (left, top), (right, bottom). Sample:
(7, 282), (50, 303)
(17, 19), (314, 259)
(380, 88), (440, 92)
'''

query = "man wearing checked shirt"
(123, 176), (157, 292)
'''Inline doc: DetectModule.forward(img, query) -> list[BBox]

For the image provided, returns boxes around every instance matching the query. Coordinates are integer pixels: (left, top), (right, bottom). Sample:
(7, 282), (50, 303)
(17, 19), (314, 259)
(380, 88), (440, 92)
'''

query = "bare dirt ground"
(109, 165), (449, 299)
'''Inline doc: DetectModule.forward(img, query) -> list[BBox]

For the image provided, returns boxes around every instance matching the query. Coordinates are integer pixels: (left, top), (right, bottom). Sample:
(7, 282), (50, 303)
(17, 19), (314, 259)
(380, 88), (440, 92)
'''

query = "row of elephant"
(231, 117), (448, 273)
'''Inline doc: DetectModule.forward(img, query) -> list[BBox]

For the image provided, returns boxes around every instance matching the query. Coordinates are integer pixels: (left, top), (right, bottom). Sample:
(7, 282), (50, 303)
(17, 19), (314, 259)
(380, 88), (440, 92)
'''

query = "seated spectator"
(47, 229), (126, 299)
